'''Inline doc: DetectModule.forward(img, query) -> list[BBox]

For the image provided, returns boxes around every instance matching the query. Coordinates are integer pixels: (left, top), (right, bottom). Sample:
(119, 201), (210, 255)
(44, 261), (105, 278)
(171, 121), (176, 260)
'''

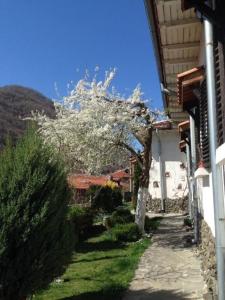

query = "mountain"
(0, 85), (55, 146)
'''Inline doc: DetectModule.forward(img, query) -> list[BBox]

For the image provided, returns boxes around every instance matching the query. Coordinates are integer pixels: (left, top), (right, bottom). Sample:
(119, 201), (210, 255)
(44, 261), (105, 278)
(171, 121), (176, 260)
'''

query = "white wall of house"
(149, 129), (188, 200)
(194, 37), (217, 237)
(196, 174), (215, 236)
(196, 144), (225, 237)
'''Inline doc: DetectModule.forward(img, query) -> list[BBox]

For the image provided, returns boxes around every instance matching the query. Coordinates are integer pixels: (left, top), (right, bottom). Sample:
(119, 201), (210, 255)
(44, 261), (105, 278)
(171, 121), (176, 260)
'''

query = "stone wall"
(146, 196), (188, 213)
(198, 218), (217, 297)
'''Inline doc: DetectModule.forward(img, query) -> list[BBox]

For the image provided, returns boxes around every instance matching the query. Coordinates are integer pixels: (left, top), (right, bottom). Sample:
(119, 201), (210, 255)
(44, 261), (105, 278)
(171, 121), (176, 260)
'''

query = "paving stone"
(123, 213), (205, 300)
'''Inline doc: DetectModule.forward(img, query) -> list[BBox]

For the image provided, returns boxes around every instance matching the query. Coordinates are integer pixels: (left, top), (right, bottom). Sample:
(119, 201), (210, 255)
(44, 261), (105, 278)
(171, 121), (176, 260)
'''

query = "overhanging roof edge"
(144, 0), (168, 110)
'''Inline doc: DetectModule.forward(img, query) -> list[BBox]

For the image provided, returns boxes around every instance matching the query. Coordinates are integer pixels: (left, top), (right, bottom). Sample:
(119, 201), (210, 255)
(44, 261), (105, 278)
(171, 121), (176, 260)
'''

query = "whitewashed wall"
(149, 129), (188, 200)
(149, 129), (216, 236)
(196, 174), (215, 236)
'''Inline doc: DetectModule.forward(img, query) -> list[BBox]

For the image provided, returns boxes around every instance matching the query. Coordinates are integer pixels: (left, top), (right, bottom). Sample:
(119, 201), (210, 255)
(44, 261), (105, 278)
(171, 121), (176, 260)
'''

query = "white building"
(148, 121), (188, 212)
(145, 0), (225, 297)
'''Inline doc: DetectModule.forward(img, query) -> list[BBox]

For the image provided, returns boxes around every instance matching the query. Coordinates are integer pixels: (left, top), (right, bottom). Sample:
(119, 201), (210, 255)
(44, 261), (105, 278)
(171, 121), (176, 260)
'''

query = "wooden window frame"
(214, 31), (225, 147)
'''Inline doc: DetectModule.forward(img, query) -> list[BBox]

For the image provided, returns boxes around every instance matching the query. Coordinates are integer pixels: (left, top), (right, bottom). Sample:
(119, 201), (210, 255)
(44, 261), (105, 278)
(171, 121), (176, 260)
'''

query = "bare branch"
(116, 141), (143, 167)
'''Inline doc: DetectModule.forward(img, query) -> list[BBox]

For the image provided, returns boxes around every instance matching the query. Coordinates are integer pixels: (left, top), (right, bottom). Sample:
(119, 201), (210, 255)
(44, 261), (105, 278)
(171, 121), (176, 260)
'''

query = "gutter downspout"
(189, 109), (199, 242)
(156, 129), (165, 211)
(204, 14), (225, 300)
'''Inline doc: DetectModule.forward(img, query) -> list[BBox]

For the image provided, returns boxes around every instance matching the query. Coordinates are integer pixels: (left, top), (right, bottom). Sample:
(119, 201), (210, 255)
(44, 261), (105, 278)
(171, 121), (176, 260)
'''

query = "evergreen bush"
(109, 223), (141, 242)
(69, 205), (94, 241)
(109, 207), (134, 227)
(144, 216), (162, 232)
(89, 185), (122, 213)
(0, 129), (74, 300)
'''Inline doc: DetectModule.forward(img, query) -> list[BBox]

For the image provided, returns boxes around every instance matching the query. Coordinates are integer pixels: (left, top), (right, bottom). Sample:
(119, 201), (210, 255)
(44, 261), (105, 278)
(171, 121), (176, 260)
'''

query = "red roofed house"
(110, 169), (130, 191)
(68, 169), (130, 204)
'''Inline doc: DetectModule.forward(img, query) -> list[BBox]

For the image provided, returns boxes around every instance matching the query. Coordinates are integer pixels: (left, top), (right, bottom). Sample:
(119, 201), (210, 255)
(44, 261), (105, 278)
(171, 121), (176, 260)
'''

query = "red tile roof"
(110, 169), (130, 180)
(68, 174), (109, 190)
(68, 169), (130, 191)
(153, 120), (172, 130)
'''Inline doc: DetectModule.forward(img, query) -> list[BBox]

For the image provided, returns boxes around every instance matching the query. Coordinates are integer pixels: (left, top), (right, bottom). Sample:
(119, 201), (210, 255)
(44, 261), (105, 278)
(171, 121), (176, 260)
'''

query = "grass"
(35, 228), (151, 300)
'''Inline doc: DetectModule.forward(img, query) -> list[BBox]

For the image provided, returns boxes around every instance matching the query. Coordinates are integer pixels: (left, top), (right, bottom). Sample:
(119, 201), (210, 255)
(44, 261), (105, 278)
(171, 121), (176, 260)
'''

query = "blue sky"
(0, 0), (163, 109)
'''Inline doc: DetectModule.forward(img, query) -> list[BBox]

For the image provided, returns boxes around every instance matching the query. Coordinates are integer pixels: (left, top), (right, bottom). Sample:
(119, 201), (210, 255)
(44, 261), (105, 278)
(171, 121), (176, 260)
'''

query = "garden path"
(123, 213), (205, 300)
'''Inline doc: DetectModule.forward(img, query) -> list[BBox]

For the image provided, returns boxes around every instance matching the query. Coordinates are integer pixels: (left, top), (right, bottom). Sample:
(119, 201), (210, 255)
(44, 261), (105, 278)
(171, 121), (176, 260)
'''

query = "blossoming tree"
(32, 70), (158, 232)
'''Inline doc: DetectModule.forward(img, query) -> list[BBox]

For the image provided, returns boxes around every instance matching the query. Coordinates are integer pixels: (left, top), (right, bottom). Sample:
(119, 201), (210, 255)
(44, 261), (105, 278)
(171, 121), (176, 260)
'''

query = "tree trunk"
(135, 127), (152, 233)
(135, 187), (148, 233)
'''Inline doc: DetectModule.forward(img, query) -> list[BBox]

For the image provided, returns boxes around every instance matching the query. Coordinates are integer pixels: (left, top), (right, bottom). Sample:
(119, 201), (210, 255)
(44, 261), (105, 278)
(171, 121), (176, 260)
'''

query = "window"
(199, 79), (210, 168)
(214, 29), (225, 147)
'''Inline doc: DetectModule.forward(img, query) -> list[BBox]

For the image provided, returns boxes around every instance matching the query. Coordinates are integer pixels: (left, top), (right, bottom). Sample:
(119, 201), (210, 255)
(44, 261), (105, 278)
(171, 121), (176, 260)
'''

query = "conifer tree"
(0, 128), (73, 300)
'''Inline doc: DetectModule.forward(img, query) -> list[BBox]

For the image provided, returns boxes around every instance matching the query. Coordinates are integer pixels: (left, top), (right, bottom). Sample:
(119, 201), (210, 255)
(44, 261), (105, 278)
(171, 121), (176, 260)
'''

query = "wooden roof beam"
(166, 74), (179, 78)
(168, 108), (183, 113)
(166, 83), (178, 90)
(157, 0), (178, 3)
(159, 18), (200, 28)
(163, 41), (200, 50)
(165, 57), (198, 64)
(181, 0), (224, 33)
(177, 66), (204, 79)
(179, 140), (187, 152)
(178, 120), (190, 133)
(182, 75), (204, 87)
(168, 99), (182, 104)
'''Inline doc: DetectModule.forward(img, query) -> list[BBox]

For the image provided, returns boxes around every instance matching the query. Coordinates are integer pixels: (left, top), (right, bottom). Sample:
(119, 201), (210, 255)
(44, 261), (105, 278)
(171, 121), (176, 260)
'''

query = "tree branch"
(116, 141), (143, 167)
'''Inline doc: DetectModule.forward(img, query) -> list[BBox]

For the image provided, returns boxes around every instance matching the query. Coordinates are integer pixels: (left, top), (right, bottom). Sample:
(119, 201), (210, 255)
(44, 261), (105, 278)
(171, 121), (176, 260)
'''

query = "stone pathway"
(123, 213), (205, 300)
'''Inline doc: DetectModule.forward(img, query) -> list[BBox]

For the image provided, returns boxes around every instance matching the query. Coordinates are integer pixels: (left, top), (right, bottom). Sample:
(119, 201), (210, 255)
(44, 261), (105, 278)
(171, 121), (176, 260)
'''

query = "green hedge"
(144, 216), (162, 232)
(69, 206), (94, 241)
(108, 223), (141, 242)
(89, 185), (123, 213)
(109, 207), (134, 227)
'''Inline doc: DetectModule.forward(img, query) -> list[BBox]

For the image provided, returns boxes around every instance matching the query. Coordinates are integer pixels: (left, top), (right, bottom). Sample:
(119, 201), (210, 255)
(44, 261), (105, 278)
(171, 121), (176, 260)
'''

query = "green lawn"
(35, 230), (151, 300)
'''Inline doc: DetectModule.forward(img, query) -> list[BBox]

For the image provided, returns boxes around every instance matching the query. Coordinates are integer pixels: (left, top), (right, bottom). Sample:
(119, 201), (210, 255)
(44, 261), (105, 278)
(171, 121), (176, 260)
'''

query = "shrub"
(144, 216), (162, 232)
(69, 205), (94, 240)
(183, 217), (192, 227)
(89, 185), (122, 213)
(0, 128), (74, 300)
(86, 185), (99, 202)
(124, 191), (132, 202)
(109, 223), (141, 242)
(109, 207), (134, 227)
(113, 207), (134, 219)
(111, 188), (123, 209)
(105, 180), (118, 189)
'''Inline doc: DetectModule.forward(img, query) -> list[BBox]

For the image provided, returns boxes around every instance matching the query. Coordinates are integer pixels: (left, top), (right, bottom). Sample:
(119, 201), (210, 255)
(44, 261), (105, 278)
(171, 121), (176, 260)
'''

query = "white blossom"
(31, 70), (157, 174)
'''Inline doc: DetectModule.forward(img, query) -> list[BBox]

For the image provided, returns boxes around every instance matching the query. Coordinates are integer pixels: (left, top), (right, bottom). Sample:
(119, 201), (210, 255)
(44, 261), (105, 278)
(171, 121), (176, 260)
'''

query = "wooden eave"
(179, 139), (187, 152)
(178, 120), (190, 133)
(144, 0), (202, 125)
(177, 66), (204, 109)
(181, 0), (224, 34)
(178, 120), (190, 141)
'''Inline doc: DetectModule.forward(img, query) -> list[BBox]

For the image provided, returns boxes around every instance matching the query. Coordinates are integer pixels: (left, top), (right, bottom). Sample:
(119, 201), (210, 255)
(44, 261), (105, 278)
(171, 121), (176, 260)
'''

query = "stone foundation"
(198, 218), (217, 297)
(146, 196), (188, 213)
